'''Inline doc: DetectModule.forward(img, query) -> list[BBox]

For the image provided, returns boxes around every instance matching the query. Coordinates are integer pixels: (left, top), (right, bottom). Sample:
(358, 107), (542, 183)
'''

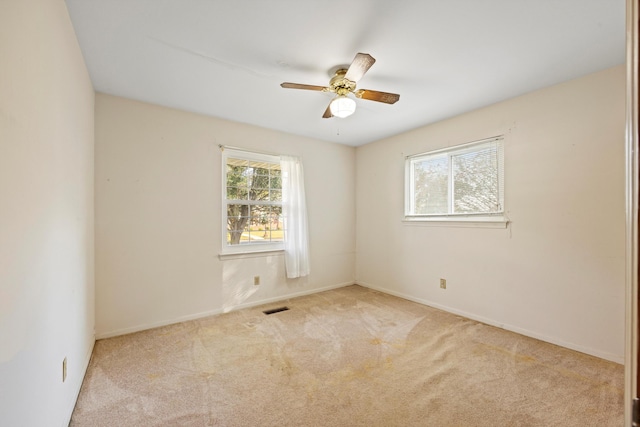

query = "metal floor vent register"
(263, 306), (290, 315)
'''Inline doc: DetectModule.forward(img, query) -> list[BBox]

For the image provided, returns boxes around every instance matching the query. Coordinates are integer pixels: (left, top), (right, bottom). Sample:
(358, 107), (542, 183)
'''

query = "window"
(222, 149), (284, 254)
(405, 136), (505, 223)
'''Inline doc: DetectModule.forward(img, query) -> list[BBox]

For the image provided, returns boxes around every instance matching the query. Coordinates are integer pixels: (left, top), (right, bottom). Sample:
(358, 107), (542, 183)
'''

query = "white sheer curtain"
(280, 155), (310, 278)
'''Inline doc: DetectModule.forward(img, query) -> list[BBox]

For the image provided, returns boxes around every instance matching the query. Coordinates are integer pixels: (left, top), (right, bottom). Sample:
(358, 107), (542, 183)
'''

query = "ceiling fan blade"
(354, 89), (400, 104)
(280, 82), (328, 91)
(322, 103), (333, 119)
(344, 53), (376, 82)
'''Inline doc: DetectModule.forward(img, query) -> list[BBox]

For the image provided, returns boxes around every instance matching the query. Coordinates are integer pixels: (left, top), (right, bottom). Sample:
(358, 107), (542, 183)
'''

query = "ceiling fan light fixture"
(280, 53), (399, 119)
(329, 95), (356, 118)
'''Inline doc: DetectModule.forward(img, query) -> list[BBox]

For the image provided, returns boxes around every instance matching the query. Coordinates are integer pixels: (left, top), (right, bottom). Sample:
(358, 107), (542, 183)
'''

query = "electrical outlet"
(254, 276), (260, 286)
(62, 357), (67, 382)
(440, 278), (446, 289)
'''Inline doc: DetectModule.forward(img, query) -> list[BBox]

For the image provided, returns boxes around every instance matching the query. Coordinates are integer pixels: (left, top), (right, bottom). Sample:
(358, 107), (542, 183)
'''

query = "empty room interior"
(0, 0), (631, 426)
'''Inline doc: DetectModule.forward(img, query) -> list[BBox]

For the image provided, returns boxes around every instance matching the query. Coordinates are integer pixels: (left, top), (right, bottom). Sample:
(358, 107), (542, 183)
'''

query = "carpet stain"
(146, 373), (160, 381)
(384, 356), (394, 370)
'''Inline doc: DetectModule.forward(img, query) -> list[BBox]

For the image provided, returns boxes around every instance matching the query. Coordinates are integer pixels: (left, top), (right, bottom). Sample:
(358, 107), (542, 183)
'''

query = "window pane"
(252, 169), (270, 190)
(226, 204), (250, 245)
(249, 187), (270, 201)
(227, 165), (249, 189)
(270, 189), (282, 201)
(254, 166), (270, 177)
(452, 146), (498, 213)
(227, 186), (248, 200)
(270, 175), (282, 190)
(413, 156), (448, 214)
(235, 206), (283, 244)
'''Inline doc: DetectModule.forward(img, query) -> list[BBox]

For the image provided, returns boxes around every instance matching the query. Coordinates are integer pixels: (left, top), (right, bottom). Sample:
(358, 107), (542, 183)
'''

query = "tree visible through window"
(223, 149), (284, 251)
(406, 137), (504, 218)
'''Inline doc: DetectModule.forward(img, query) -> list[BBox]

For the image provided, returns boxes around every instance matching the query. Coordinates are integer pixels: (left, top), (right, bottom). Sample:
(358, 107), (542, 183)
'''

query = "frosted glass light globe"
(329, 96), (356, 118)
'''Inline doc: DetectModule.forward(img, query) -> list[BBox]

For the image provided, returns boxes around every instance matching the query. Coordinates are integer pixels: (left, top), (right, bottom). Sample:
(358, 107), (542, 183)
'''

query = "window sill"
(218, 249), (285, 261)
(403, 215), (509, 228)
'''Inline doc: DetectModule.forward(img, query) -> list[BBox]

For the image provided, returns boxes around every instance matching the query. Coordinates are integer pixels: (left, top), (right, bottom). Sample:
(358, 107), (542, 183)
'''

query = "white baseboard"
(62, 336), (95, 427)
(96, 280), (623, 363)
(96, 281), (355, 340)
(357, 281), (623, 364)
(97, 308), (224, 340)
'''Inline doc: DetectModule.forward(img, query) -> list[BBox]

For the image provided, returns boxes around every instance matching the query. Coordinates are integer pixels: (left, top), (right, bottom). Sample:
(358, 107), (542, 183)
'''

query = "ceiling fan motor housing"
(330, 69), (356, 95)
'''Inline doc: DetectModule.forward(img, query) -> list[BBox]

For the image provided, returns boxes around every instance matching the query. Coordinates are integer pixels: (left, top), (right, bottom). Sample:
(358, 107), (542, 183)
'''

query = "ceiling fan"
(280, 53), (400, 119)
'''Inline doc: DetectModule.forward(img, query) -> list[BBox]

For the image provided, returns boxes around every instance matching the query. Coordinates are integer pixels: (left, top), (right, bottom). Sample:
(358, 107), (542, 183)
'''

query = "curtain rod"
(218, 144), (298, 159)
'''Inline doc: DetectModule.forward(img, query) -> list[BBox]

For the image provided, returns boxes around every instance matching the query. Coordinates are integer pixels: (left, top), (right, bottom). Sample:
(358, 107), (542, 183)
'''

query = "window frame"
(221, 148), (285, 255)
(404, 136), (507, 227)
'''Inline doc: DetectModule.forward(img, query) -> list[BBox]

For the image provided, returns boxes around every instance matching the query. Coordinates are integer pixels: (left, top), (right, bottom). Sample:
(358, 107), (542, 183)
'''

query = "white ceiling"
(65, 0), (626, 147)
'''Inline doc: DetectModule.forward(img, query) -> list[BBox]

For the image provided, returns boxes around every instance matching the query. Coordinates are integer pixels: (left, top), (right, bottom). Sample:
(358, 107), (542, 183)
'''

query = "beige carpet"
(71, 285), (623, 426)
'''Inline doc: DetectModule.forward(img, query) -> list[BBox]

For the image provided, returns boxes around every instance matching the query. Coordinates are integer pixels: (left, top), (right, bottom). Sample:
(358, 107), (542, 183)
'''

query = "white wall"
(0, 1), (95, 426)
(95, 94), (355, 338)
(355, 65), (626, 362)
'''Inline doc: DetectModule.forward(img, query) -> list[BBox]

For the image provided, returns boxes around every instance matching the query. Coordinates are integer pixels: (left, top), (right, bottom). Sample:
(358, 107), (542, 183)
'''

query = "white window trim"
(218, 249), (284, 261)
(404, 136), (507, 227)
(402, 215), (509, 228)
(221, 148), (284, 256)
